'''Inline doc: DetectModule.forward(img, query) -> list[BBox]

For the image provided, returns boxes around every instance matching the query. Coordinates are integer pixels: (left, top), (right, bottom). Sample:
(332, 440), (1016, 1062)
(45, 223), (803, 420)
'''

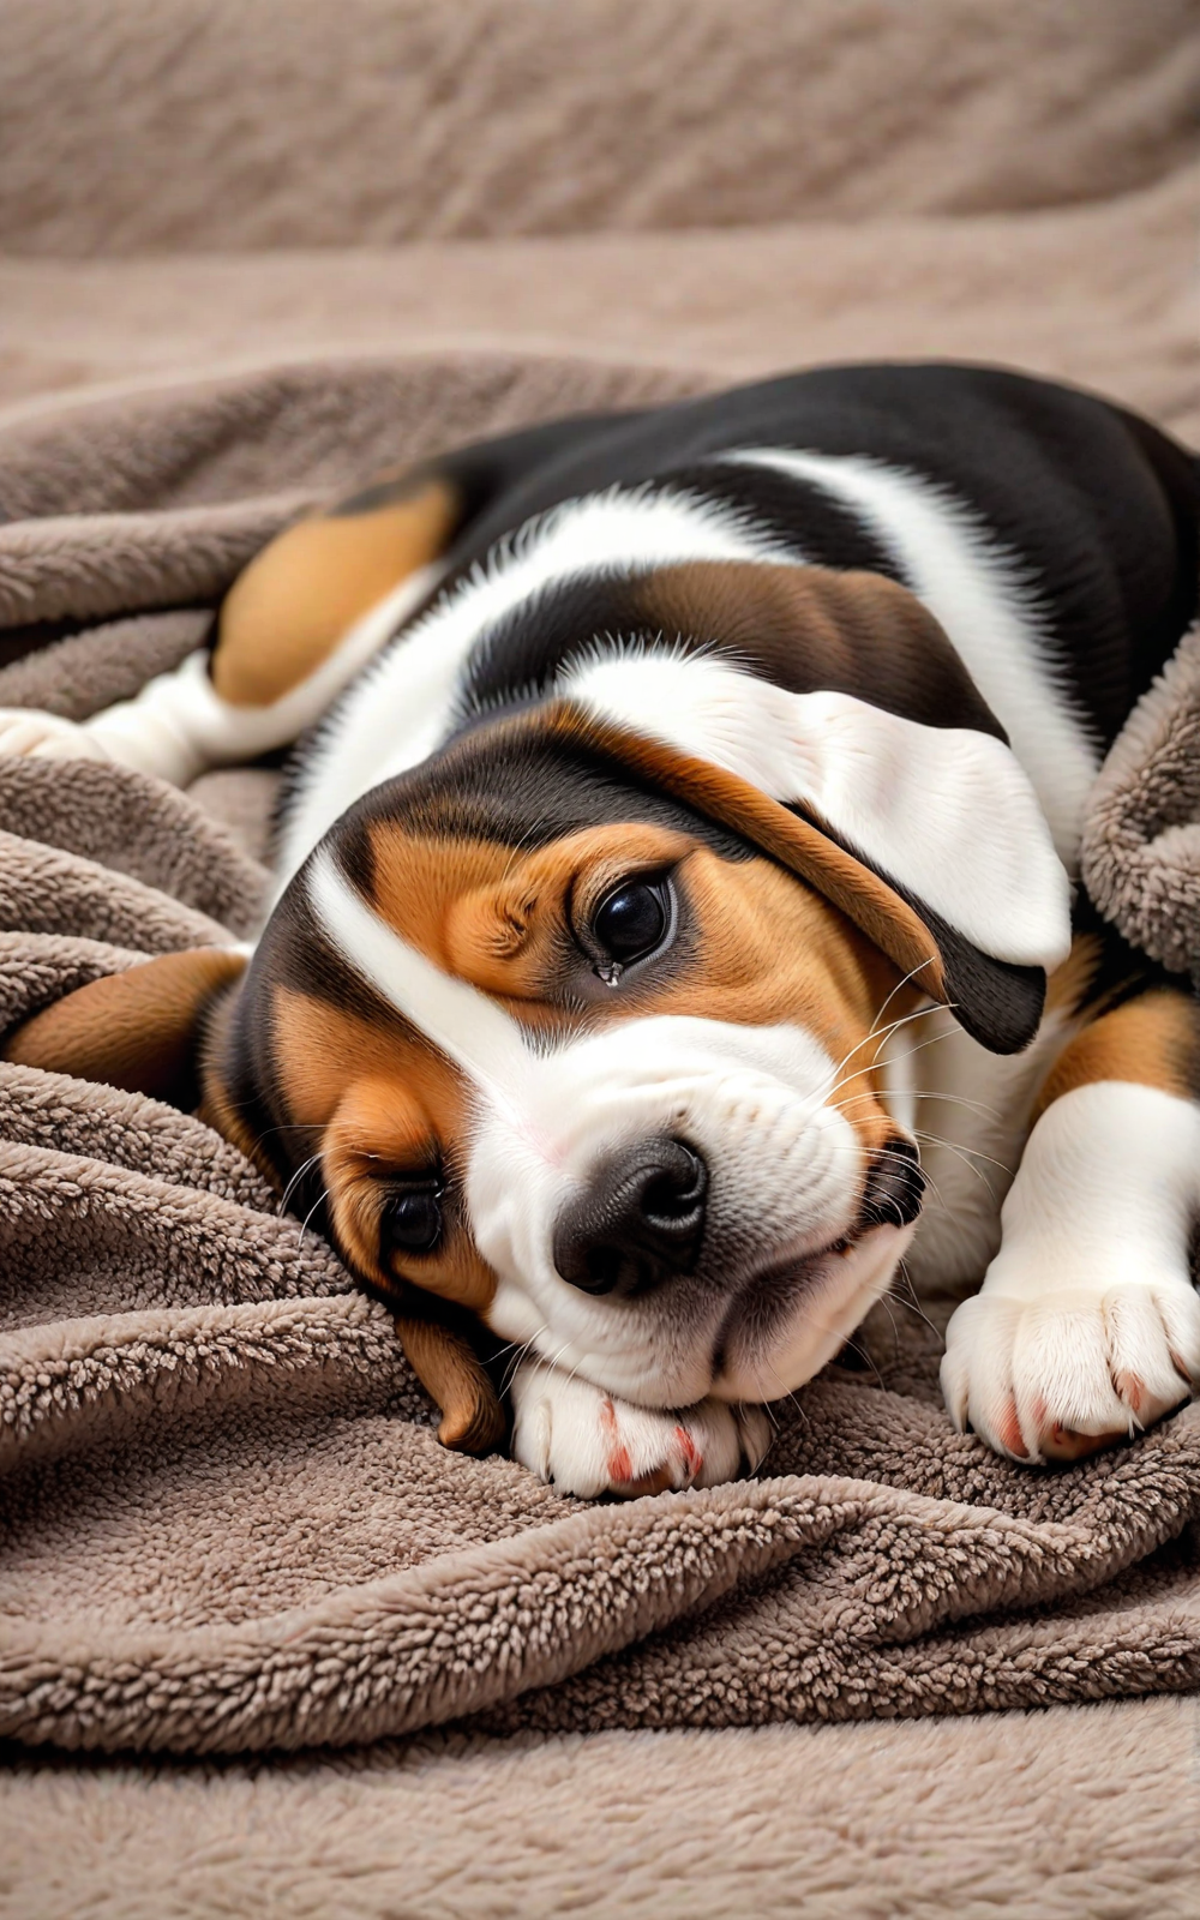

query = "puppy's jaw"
(706, 1220), (917, 1404)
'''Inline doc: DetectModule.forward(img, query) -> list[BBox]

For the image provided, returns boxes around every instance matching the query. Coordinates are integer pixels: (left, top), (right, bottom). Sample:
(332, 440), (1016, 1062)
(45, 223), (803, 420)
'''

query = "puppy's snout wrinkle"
(553, 1138), (708, 1297)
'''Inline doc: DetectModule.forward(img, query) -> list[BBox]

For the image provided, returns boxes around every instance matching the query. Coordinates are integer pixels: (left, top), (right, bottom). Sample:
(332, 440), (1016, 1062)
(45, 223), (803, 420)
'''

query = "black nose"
(553, 1139), (708, 1296)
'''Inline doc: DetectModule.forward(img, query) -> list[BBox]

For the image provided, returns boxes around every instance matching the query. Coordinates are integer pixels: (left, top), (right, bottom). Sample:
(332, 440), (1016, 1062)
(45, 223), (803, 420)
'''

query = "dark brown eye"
(592, 878), (671, 967)
(382, 1185), (443, 1257)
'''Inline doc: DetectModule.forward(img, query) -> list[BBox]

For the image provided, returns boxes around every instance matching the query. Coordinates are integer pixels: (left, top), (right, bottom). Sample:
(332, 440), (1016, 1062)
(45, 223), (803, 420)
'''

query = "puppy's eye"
(592, 877), (671, 968)
(382, 1185), (443, 1257)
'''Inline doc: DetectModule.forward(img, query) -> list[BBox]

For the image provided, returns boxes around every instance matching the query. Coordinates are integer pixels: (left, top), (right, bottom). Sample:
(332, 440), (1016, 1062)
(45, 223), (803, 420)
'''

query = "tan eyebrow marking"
(366, 819), (696, 1006)
(270, 986), (497, 1317)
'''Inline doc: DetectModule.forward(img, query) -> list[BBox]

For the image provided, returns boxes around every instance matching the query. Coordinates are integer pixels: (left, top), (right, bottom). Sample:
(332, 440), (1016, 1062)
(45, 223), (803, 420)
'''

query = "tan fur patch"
(2, 947), (246, 1104)
(366, 816), (904, 1158)
(270, 986), (496, 1312)
(1035, 987), (1200, 1119)
(268, 983), (505, 1443)
(212, 476), (459, 707)
(396, 1313), (505, 1452)
(368, 820), (695, 1009)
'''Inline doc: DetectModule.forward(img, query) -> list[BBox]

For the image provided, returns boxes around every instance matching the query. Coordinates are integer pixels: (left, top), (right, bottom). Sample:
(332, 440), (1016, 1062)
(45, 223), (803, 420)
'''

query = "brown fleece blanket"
(2, 353), (1200, 1766)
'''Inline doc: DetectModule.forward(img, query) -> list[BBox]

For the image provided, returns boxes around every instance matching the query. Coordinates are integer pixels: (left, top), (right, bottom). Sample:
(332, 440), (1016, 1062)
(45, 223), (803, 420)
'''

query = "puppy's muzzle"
(553, 1138), (709, 1297)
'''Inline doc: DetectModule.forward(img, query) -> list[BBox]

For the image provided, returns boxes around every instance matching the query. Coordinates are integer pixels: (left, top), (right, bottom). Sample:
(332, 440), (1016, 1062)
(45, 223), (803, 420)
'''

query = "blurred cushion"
(0, 0), (1196, 255)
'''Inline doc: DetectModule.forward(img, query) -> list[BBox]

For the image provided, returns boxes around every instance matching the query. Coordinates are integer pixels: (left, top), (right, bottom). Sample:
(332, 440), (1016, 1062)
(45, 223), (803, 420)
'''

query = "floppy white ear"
(564, 650), (1072, 999)
(751, 680), (1071, 972)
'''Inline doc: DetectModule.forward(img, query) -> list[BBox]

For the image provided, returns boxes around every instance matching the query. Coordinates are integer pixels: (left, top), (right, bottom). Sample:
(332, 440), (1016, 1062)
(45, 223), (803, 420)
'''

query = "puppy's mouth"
(708, 1139), (924, 1399)
(727, 1137), (925, 1293)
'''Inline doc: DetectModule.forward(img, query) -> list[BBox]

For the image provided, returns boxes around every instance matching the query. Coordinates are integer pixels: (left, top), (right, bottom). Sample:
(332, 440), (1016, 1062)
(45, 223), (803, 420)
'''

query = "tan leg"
(210, 474), (460, 707)
(1033, 987), (1199, 1116)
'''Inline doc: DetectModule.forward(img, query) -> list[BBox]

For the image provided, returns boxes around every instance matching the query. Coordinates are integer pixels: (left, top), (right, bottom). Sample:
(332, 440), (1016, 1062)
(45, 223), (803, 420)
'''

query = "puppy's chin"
(706, 1221), (915, 1405)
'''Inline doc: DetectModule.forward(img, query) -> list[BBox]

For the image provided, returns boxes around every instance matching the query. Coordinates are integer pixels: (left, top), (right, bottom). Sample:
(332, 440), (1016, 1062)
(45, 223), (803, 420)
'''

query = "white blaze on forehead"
(307, 848), (528, 1106)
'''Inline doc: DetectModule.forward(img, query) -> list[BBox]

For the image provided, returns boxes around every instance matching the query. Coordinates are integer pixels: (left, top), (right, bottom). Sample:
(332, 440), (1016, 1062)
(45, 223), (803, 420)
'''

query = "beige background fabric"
(0, 0), (1196, 428)
(1, 164), (1196, 437)
(1, 0), (1196, 255)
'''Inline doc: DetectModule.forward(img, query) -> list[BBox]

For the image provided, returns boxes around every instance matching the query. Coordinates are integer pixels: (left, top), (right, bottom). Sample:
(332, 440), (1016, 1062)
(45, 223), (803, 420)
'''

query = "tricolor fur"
(4, 363), (1200, 1497)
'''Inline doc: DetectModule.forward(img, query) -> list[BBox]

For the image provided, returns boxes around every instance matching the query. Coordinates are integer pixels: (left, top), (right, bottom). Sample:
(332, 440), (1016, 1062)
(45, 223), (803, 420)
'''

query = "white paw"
(0, 709), (111, 763)
(510, 1360), (771, 1498)
(941, 1279), (1200, 1464)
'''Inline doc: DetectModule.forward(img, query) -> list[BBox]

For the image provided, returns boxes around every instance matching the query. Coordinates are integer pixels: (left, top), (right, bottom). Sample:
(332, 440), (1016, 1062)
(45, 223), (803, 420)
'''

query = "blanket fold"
(2, 351), (1200, 1756)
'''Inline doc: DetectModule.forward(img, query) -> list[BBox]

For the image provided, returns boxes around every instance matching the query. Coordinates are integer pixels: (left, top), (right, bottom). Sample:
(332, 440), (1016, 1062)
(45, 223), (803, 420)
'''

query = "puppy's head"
(4, 572), (1070, 1442)
(217, 739), (914, 1413)
(205, 671), (1062, 1425)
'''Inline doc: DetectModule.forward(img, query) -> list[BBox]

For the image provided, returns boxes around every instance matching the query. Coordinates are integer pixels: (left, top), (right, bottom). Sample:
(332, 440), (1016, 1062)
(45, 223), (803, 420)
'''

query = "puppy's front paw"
(0, 709), (110, 764)
(510, 1360), (770, 1498)
(941, 1279), (1200, 1464)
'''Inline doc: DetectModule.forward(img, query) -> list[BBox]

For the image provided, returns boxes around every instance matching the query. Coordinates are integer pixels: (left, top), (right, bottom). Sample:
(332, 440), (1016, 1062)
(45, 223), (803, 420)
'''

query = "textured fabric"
(1083, 622), (1200, 982)
(4, 1700), (1200, 1919)
(2, 162), (1197, 437)
(2, 1), (1200, 1900)
(2, 357), (1200, 1769)
(1, 0), (1197, 256)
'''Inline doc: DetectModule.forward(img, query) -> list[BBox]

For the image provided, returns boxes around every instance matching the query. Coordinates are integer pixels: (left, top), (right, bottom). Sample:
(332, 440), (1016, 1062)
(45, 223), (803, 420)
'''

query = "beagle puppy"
(4, 363), (1200, 1497)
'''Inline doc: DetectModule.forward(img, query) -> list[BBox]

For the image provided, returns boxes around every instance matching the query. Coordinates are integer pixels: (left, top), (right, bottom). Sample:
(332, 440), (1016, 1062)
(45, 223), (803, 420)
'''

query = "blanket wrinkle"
(1, 349), (1199, 1769)
(0, 1062), (277, 1206)
(0, 832), (232, 954)
(0, 932), (154, 1034)
(1082, 620), (1200, 980)
(0, 610), (212, 719)
(0, 758), (268, 933)
(0, 495), (321, 629)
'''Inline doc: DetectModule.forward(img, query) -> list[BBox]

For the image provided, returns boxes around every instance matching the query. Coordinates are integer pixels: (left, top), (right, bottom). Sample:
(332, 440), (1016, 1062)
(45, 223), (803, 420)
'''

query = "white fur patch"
(723, 449), (1102, 865)
(470, 1015), (877, 1408)
(307, 849), (527, 1108)
(68, 563), (443, 792)
(941, 1080), (1200, 1460)
(900, 1000), (1077, 1295)
(563, 651), (1072, 969)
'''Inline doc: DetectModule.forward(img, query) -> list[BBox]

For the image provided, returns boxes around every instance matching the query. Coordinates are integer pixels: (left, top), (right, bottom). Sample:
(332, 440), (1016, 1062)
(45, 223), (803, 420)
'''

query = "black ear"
(1, 948), (248, 1106)
(884, 891), (1048, 1054)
